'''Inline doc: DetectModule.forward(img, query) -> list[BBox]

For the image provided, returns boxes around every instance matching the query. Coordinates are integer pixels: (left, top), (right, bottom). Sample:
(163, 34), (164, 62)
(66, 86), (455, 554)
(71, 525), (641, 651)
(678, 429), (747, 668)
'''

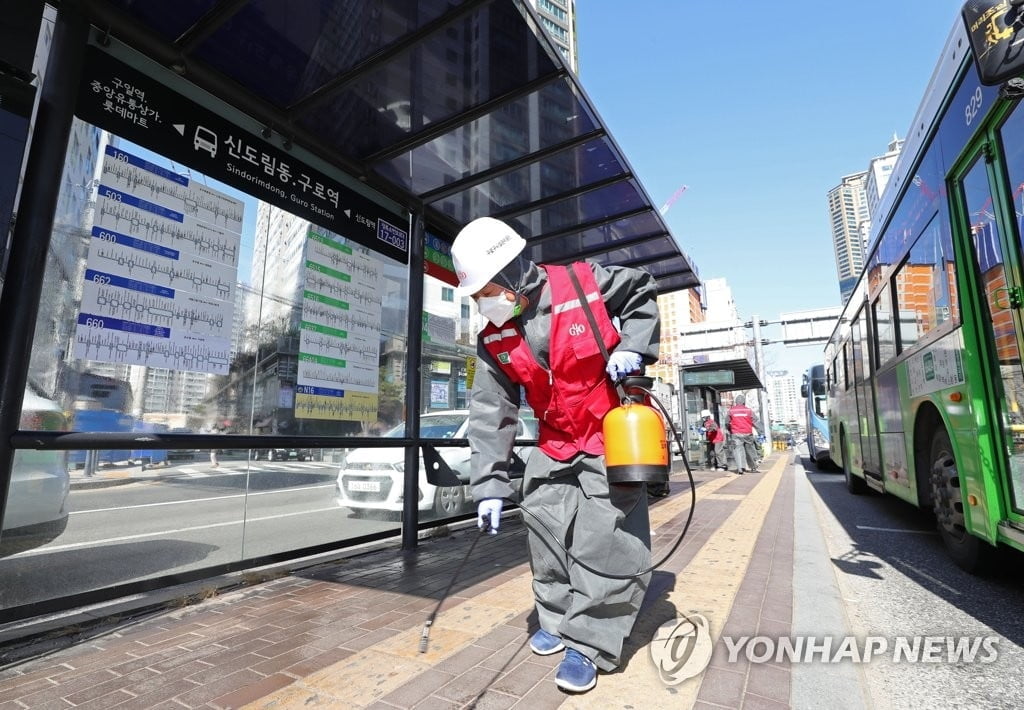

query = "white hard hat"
(700, 409), (711, 418)
(451, 217), (526, 296)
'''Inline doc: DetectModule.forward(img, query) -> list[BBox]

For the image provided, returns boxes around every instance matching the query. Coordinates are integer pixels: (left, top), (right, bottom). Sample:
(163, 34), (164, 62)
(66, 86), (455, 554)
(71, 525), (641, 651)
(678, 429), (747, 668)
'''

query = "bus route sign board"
(75, 46), (409, 264)
(683, 370), (735, 386)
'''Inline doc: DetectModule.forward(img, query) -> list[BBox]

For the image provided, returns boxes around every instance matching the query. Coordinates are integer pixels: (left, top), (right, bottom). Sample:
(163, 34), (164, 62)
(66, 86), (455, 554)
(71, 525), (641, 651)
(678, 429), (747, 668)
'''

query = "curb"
(69, 469), (190, 490)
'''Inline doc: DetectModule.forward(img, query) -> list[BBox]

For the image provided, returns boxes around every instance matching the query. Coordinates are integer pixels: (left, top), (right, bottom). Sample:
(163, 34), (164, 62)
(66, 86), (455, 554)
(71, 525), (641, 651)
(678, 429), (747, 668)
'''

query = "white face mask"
(476, 293), (519, 327)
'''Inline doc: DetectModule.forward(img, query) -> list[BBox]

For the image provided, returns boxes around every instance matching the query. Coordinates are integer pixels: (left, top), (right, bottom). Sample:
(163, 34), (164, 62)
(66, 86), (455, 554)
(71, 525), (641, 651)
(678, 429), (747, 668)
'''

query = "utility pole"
(750, 317), (771, 449)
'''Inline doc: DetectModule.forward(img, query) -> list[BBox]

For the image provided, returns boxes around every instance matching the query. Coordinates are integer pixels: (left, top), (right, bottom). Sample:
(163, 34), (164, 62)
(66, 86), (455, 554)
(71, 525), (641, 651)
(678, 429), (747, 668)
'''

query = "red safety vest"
(479, 263), (621, 460)
(728, 405), (755, 435)
(705, 419), (725, 444)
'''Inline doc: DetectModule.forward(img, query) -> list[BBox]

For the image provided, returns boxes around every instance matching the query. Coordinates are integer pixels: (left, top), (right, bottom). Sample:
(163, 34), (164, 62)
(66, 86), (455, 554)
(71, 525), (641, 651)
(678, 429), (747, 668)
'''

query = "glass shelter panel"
(532, 212), (666, 264)
(190, 0), (474, 107)
(413, 239), (538, 523)
(0, 118), (411, 611)
(384, 83), (599, 197)
(297, 2), (562, 161)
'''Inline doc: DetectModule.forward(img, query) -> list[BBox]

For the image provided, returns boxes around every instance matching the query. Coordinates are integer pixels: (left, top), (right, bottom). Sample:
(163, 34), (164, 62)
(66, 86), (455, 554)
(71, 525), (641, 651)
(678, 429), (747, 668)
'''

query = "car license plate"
(348, 480), (380, 493)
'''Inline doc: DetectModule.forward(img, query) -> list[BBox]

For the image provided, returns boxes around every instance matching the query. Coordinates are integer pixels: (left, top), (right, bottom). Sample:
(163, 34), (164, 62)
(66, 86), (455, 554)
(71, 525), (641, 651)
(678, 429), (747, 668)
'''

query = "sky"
(120, 1), (966, 381)
(574, 0), (967, 377)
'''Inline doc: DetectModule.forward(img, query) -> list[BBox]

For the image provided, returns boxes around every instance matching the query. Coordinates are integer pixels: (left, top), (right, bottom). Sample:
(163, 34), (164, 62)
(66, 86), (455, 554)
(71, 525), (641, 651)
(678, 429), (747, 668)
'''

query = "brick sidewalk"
(0, 454), (795, 709)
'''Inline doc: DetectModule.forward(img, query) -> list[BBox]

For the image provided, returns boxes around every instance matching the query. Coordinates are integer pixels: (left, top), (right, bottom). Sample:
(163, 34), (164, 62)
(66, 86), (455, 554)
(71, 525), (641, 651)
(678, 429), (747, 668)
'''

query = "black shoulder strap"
(566, 263), (627, 400)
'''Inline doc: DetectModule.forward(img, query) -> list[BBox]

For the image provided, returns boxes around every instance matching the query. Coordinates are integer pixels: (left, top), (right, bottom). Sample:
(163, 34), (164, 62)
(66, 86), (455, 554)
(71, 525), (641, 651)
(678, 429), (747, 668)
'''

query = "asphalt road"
(796, 451), (1024, 709)
(0, 460), (409, 610)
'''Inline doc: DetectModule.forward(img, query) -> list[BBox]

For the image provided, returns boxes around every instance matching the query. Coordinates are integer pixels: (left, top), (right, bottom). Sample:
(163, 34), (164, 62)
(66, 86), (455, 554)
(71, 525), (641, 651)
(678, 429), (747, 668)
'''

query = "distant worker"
(452, 216), (660, 694)
(701, 409), (727, 470)
(726, 394), (762, 474)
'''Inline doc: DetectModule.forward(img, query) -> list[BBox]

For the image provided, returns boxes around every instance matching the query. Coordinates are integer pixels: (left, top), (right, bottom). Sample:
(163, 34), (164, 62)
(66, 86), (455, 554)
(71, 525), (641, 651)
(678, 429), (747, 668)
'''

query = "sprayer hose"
(499, 385), (697, 580)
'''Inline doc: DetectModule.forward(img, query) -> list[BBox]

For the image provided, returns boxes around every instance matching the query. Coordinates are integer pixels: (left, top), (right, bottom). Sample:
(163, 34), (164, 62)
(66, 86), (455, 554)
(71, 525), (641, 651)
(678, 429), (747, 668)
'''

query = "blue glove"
(477, 499), (502, 534)
(606, 350), (642, 380)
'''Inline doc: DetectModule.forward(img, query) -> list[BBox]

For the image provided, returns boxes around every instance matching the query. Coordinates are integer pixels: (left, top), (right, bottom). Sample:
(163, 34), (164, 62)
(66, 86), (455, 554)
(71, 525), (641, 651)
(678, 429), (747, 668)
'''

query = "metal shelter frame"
(0, 1), (699, 618)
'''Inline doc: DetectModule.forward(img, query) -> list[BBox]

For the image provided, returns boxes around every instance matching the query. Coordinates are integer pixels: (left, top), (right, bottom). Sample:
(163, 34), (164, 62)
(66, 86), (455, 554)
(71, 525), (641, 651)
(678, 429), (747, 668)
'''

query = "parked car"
(253, 448), (316, 462)
(335, 410), (536, 520)
(2, 386), (70, 556)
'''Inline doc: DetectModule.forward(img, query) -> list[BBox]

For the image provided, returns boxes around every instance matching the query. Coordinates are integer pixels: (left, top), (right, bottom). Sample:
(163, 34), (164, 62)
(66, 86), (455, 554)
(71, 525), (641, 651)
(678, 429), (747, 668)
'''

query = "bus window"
(894, 218), (957, 351)
(874, 284), (896, 366)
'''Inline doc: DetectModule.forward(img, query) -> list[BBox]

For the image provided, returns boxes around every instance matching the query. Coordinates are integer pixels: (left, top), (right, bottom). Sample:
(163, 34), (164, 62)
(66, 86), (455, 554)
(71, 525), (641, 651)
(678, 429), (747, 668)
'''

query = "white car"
(2, 387), (70, 556)
(336, 410), (536, 519)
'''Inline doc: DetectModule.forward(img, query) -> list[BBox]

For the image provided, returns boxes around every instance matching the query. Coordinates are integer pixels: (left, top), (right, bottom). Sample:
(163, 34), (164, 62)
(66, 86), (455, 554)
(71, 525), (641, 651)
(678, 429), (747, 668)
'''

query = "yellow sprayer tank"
(604, 396), (669, 485)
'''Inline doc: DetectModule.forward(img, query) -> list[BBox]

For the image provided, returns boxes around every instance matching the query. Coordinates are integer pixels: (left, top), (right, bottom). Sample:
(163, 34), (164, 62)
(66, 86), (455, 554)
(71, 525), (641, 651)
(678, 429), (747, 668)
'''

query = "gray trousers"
(731, 433), (759, 471)
(522, 452), (652, 671)
(705, 440), (725, 468)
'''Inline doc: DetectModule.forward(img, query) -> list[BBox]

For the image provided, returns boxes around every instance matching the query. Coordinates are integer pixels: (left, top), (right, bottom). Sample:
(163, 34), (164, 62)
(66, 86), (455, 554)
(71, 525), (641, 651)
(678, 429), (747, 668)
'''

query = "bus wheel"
(842, 432), (867, 494)
(928, 429), (992, 573)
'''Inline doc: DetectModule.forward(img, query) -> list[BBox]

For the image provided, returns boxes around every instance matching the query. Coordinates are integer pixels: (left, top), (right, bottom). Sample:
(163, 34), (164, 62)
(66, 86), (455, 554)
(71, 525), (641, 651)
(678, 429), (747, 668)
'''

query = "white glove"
(606, 350), (642, 380)
(477, 499), (502, 534)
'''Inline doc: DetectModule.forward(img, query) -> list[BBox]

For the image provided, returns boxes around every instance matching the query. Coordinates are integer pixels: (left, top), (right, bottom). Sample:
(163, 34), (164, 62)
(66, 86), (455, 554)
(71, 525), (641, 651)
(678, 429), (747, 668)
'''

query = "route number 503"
(965, 86), (983, 127)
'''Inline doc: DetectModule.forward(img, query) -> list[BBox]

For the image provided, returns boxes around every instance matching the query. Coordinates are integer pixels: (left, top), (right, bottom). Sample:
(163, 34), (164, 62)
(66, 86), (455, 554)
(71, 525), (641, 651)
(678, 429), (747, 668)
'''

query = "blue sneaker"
(555, 648), (597, 692)
(529, 628), (564, 655)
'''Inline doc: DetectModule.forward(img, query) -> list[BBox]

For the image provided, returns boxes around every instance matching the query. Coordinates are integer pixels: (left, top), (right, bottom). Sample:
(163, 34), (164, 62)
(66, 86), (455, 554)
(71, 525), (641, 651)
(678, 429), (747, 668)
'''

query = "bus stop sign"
(682, 370), (735, 387)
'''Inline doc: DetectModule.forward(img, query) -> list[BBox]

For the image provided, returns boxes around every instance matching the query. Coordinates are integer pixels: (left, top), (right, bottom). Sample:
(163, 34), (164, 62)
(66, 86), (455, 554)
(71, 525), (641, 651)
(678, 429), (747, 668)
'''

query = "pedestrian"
(204, 422), (222, 468)
(701, 409), (727, 470)
(726, 393), (762, 473)
(451, 216), (660, 694)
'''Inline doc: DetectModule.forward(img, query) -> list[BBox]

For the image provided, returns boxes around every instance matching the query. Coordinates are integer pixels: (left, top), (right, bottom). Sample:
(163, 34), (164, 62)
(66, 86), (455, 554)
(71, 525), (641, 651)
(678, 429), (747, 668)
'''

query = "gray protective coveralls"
(467, 260), (661, 671)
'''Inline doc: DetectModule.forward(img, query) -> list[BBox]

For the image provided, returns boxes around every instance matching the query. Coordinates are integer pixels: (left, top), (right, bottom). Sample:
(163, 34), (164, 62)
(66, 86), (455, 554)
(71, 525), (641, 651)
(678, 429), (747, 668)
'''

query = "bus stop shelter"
(0, 0), (699, 621)
(678, 358), (765, 466)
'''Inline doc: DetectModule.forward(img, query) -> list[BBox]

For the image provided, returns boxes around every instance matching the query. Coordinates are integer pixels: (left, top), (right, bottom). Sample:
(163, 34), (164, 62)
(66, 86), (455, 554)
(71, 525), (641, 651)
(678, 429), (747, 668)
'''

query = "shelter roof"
(83, 0), (699, 292)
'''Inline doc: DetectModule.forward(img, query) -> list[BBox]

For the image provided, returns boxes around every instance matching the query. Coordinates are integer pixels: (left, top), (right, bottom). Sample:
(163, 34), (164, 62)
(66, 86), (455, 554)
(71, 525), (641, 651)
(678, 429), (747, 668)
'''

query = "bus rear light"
(949, 392), (963, 402)
(967, 494), (979, 506)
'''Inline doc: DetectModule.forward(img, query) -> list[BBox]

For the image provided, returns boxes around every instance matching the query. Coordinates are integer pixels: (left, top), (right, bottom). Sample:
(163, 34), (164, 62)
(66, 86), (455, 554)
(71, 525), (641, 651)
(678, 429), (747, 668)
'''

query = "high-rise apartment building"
(648, 285), (705, 387)
(864, 135), (903, 223)
(828, 137), (905, 305)
(827, 171), (869, 304)
(528, 0), (577, 72)
(766, 371), (800, 427)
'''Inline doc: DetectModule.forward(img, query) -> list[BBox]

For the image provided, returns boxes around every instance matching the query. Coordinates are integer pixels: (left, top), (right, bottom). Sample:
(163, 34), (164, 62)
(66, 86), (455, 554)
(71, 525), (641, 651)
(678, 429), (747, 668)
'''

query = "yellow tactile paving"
(560, 456), (785, 709)
(243, 465), (773, 709)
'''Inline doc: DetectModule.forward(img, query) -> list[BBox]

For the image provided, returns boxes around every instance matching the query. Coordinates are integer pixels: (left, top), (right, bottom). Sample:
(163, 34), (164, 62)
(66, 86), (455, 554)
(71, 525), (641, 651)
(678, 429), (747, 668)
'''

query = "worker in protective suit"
(726, 393), (762, 473)
(451, 216), (661, 694)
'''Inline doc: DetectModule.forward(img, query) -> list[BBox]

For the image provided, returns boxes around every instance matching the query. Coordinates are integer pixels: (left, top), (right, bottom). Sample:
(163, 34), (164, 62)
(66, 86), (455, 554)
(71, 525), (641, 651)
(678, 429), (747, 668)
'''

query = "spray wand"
(418, 383), (697, 653)
(419, 526), (488, 653)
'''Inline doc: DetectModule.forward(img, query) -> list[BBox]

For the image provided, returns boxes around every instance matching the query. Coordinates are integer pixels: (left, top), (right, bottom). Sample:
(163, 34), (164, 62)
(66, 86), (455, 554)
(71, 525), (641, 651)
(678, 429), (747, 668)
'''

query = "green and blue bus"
(825, 3), (1024, 571)
(801, 365), (832, 469)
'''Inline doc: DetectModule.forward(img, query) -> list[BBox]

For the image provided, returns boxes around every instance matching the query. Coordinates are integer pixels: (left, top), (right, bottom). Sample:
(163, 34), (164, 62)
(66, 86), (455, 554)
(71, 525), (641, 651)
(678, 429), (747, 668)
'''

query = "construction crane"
(659, 185), (689, 216)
